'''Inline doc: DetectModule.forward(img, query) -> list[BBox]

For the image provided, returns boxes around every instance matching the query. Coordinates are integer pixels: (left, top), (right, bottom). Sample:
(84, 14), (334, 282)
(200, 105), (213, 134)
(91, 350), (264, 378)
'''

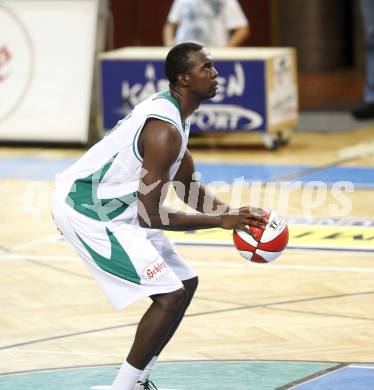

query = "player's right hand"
(219, 206), (268, 236)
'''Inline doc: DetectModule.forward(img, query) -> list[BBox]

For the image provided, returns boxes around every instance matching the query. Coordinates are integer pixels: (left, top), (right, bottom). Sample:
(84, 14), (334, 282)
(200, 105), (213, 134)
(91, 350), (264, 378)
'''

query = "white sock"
(139, 356), (158, 382)
(110, 360), (143, 390)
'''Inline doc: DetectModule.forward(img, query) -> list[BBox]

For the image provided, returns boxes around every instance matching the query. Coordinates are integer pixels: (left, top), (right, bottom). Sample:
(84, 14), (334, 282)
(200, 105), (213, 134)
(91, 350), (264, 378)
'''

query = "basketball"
(233, 210), (289, 263)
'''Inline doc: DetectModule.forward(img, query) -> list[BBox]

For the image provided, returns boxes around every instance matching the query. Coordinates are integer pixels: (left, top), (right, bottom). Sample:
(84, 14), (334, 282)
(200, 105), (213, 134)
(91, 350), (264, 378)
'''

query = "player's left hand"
(219, 206), (268, 235)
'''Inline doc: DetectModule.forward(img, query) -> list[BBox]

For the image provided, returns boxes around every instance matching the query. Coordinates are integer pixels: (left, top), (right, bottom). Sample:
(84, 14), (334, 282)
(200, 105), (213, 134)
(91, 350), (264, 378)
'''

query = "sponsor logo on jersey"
(144, 258), (169, 281)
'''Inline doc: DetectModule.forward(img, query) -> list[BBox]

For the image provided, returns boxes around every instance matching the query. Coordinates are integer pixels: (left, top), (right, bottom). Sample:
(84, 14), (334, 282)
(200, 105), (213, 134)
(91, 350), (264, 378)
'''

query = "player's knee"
(156, 288), (188, 312)
(184, 276), (198, 299)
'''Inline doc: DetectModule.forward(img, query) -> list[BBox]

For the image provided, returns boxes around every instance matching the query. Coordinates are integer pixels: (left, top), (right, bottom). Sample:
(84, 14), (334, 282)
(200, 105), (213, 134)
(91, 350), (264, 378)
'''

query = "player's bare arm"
(137, 119), (218, 230)
(137, 119), (264, 232)
(173, 149), (268, 233)
(137, 130), (267, 233)
(172, 149), (230, 213)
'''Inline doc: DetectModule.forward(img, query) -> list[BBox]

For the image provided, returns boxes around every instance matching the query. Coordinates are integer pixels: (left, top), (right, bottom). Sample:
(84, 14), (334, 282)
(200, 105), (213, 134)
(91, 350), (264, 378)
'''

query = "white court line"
(90, 387), (110, 390)
(10, 235), (61, 251)
(0, 254), (78, 261)
(349, 364), (374, 370)
(92, 387), (178, 390)
(339, 139), (374, 159)
(1, 253), (374, 273)
(189, 260), (374, 273)
(5, 348), (123, 358)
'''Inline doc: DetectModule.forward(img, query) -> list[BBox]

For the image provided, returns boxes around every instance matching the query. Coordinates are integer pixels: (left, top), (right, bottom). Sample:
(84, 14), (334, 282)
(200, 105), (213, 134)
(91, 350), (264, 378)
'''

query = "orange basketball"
(233, 210), (289, 263)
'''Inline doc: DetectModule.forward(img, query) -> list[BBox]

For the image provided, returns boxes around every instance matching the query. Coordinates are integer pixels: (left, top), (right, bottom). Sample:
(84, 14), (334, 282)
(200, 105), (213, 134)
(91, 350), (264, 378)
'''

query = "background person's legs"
(361, 0), (374, 104)
(353, 0), (374, 119)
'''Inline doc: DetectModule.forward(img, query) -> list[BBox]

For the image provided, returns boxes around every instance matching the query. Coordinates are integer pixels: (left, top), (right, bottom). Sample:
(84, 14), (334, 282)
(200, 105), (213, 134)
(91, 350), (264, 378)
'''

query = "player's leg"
(149, 231), (199, 357)
(134, 277), (198, 389)
(51, 196), (188, 389)
(111, 287), (188, 390)
(154, 275), (198, 356)
(126, 287), (188, 369)
(136, 232), (199, 387)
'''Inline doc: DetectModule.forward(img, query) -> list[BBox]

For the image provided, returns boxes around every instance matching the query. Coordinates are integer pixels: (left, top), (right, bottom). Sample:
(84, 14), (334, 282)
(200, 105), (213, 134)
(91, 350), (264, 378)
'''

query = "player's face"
(186, 49), (219, 99)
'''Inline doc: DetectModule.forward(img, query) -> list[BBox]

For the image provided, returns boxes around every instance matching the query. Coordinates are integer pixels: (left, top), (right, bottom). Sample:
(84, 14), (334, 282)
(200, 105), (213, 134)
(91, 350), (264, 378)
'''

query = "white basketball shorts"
(51, 190), (197, 309)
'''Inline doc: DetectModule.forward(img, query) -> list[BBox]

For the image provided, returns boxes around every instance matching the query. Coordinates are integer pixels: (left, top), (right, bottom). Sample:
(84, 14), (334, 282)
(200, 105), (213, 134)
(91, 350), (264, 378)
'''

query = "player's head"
(165, 42), (218, 99)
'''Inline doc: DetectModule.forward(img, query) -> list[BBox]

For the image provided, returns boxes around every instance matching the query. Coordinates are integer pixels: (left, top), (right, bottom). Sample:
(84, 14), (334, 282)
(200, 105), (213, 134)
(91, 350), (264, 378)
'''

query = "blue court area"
(194, 163), (374, 188)
(0, 156), (374, 188)
(0, 157), (77, 180)
(291, 365), (374, 390)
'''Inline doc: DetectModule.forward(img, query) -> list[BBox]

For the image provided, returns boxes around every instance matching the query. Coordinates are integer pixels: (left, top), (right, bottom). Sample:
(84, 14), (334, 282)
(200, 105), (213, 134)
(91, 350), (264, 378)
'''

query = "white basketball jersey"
(55, 91), (190, 223)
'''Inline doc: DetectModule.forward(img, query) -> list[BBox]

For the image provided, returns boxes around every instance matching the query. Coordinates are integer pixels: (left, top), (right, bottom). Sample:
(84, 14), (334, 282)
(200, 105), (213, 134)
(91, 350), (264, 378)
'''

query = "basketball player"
(51, 42), (267, 390)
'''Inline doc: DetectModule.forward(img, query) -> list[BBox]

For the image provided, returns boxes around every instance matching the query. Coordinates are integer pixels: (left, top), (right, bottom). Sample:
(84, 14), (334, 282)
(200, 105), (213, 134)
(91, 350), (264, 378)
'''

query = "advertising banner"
(0, 0), (98, 143)
(101, 59), (268, 133)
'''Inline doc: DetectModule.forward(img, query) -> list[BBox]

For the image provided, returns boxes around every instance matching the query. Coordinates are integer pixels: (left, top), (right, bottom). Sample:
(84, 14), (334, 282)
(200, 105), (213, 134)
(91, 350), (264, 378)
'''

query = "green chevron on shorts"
(76, 227), (140, 284)
(66, 154), (138, 221)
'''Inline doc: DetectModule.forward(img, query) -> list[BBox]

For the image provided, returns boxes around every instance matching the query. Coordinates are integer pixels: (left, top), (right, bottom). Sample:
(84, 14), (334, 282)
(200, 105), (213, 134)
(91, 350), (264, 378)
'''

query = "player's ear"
(177, 73), (190, 87)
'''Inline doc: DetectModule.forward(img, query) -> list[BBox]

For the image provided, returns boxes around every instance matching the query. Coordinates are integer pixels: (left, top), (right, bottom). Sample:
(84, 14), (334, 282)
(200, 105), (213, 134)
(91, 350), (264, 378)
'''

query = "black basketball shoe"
(134, 380), (159, 389)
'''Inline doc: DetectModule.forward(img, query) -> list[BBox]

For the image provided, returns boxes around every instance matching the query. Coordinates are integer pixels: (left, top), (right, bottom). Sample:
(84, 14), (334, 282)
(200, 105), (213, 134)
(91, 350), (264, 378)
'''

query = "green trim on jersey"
(152, 90), (186, 132)
(153, 90), (181, 112)
(131, 113), (184, 163)
(132, 125), (143, 163)
(66, 154), (138, 221)
(148, 113), (184, 133)
(76, 228), (140, 284)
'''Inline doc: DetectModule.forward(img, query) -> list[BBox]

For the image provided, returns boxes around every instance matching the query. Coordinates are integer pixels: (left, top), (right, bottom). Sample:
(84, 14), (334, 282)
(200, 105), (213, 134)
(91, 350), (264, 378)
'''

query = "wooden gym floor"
(0, 126), (373, 389)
